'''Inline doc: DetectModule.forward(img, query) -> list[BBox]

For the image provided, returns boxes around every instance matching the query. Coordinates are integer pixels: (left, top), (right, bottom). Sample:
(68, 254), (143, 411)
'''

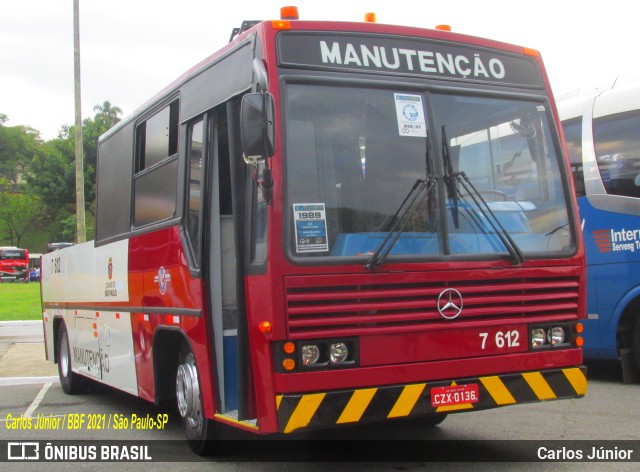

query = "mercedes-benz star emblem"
(437, 288), (463, 319)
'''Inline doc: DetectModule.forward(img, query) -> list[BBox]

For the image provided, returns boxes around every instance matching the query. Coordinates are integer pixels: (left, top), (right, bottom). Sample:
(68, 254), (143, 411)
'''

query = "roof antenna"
(229, 20), (261, 42)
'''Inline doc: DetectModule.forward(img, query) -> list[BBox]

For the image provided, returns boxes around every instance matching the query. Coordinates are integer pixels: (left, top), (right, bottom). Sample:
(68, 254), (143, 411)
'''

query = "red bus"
(0, 246), (29, 282)
(41, 7), (587, 455)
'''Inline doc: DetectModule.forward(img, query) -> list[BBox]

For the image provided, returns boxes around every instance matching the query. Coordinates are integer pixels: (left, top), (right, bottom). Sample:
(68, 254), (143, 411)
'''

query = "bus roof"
(99, 17), (543, 144)
(556, 73), (640, 120)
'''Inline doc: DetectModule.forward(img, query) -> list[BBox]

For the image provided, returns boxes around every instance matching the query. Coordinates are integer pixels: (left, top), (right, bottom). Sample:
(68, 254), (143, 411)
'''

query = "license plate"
(431, 384), (479, 407)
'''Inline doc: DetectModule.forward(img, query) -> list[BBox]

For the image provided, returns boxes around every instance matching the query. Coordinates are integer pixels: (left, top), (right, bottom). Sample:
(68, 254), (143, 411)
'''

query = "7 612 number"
(479, 330), (520, 350)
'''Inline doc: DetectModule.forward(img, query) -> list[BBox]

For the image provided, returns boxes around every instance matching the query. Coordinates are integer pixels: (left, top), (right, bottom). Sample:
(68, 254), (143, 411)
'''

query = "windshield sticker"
(293, 204), (329, 253)
(394, 93), (427, 137)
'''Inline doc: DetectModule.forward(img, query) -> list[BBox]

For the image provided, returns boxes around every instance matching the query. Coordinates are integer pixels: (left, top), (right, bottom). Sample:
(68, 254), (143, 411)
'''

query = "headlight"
(275, 338), (358, 372)
(329, 342), (349, 364)
(530, 323), (572, 350)
(531, 328), (546, 348)
(548, 326), (565, 346)
(301, 344), (320, 366)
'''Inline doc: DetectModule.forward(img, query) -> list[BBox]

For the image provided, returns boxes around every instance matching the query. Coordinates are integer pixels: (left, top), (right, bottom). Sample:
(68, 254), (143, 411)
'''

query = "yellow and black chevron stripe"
(276, 367), (587, 433)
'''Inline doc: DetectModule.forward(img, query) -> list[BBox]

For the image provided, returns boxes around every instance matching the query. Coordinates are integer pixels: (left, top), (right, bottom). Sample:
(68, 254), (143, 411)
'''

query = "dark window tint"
(217, 119), (233, 216)
(133, 100), (179, 227)
(594, 110), (640, 198)
(250, 162), (267, 264)
(0, 249), (26, 260)
(187, 119), (204, 262)
(133, 159), (178, 227)
(561, 118), (585, 197)
(136, 101), (179, 172)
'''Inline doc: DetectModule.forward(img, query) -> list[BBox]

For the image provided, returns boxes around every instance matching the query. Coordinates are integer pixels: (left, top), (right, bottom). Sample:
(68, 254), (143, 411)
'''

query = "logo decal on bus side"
(592, 228), (640, 253)
(153, 267), (171, 295)
(437, 288), (463, 319)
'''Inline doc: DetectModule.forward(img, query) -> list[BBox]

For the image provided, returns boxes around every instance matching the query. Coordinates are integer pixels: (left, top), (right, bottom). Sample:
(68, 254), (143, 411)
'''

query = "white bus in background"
(557, 73), (640, 381)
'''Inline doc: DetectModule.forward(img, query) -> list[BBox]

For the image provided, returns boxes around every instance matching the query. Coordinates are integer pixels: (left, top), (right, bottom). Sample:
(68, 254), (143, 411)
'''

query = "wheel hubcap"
(176, 353), (202, 430)
(60, 331), (69, 377)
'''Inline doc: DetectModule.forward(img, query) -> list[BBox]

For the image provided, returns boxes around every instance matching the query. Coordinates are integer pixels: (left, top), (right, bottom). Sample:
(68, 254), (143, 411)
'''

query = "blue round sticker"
(403, 103), (419, 121)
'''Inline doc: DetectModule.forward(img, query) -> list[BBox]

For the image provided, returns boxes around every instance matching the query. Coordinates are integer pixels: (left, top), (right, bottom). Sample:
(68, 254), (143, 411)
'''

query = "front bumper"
(276, 366), (587, 433)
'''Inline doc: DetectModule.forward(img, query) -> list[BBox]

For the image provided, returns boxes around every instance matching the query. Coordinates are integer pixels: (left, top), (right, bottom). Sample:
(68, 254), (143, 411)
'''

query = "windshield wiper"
(456, 171), (525, 265)
(441, 126), (524, 265)
(365, 175), (437, 271)
(441, 126), (459, 229)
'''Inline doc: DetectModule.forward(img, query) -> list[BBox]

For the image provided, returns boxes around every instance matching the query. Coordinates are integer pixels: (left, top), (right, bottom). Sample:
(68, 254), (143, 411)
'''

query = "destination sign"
(277, 32), (542, 88)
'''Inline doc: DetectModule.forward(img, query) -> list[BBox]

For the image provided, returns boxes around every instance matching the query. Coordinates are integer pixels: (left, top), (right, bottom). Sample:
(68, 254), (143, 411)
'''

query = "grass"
(0, 282), (42, 321)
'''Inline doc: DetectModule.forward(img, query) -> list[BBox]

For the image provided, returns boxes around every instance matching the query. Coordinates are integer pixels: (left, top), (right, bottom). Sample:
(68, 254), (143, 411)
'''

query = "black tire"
(421, 413), (447, 427)
(176, 344), (217, 456)
(400, 413), (447, 429)
(57, 322), (86, 394)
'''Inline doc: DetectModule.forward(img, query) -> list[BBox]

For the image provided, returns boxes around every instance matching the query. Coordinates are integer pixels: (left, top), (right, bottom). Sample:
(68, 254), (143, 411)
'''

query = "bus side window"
(133, 100), (180, 227)
(187, 119), (204, 264)
(561, 118), (586, 197)
(594, 110), (640, 199)
(250, 162), (268, 264)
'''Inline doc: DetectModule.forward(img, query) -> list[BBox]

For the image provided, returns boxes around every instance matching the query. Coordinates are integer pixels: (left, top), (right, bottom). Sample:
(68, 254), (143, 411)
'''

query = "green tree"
(0, 179), (44, 247)
(0, 103), (124, 244)
(0, 116), (41, 183)
(83, 102), (122, 180)
(26, 102), (121, 219)
(27, 138), (77, 213)
(94, 101), (123, 128)
(60, 213), (94, 241)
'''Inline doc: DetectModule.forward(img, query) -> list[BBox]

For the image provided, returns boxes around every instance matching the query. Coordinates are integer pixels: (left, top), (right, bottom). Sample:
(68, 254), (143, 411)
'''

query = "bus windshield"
(0, 248), (27, 260)
(284, 84), (574, 262)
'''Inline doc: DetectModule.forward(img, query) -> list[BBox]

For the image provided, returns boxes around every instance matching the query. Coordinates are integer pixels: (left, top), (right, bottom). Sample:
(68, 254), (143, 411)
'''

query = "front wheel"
(400, 413), (447, 429)
(421, 413), (447, 427)
(176, 345), (217, 455)
(57, 322), (86, 394)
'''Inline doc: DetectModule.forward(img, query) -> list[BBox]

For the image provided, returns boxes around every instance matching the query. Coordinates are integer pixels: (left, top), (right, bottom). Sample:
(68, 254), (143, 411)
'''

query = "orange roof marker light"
(524, 47), (540, 57)
(281, 6), (299, 20)
(435, 24), (452, 32)
(272, 19), (292, 30)
(364, 12), (376, 23)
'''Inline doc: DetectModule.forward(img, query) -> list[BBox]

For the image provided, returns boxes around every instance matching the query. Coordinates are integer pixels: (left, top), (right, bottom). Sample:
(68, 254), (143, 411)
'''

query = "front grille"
(284, 270), (580, 338)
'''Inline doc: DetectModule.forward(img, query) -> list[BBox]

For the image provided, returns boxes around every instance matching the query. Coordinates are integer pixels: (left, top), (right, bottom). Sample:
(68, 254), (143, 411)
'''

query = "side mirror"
(241, 92), (275, 164)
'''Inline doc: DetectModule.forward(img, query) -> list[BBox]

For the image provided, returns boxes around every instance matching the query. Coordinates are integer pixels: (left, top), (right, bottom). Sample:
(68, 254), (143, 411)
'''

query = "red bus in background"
(0, 246), (29, 282)
(41, 7), (587, 456)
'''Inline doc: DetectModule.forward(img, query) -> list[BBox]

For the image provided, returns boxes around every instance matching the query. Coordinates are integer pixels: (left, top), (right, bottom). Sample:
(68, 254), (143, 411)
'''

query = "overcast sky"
(2, 0), (638, 140)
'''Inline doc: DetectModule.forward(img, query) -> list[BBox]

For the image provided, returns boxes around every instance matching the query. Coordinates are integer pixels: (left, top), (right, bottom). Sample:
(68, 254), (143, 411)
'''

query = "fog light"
(329, 342), (348, 364)
(531, 328), (546, 348)
(301, 344), (320, 366)
(548, 326), (565, 346)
